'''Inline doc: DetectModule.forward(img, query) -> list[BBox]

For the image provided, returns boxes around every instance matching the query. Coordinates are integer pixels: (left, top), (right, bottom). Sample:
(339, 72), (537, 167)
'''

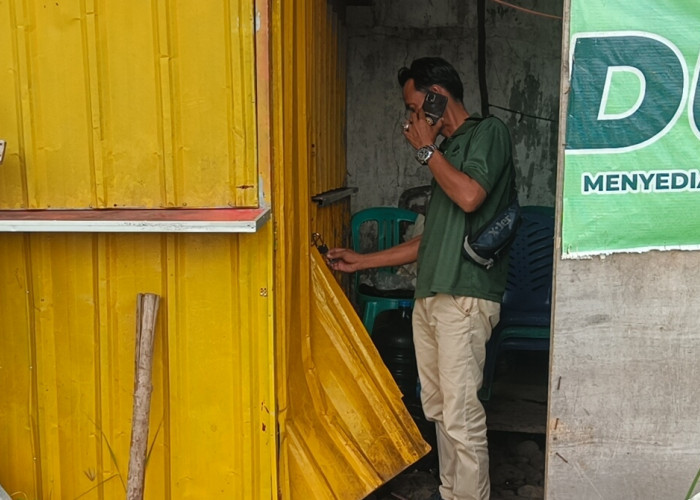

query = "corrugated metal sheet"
(282, 251), (430, 499)
(0, 231), (275, 499)
(308, 0), (351, 264)
(272, 1), (430, 498)
(0, 0), (258, 209)
(0, 0), (428, 498)
(0, 2), (276, 497)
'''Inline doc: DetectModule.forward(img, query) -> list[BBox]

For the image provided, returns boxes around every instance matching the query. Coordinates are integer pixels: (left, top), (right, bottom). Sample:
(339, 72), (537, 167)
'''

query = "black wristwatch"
(416, 144), (438, 165)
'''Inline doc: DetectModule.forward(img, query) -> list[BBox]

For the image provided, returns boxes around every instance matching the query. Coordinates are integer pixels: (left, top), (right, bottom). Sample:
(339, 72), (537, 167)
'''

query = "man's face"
(402, 78), (426, 113)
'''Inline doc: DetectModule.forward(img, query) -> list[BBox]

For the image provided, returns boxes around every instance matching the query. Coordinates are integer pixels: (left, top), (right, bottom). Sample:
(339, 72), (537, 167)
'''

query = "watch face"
(417, 146), (433, 164)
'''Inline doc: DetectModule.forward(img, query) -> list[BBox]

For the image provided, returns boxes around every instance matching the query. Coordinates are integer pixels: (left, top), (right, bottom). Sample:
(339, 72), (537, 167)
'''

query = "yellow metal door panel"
(164, 0), (258, 208)
(21, 233), (169, 499)
(29, 234), (104, 497)
(0, 9), (27, 209)
(0, 235), (39, 499)
(272, 1), (429, 497)
(0, 0), (258, 209)
(13, 1), (96, 209)
(94, 233), (171, 500)
(280, 251), (430, 500)
(0, 231), (275, 499)
(91, 2), (173, 209)
(164, 232), (273, 498)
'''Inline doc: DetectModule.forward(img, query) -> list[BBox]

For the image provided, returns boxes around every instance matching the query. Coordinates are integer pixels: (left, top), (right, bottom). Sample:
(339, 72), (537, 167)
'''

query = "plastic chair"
(479, 206), (555, 401)
(398, 184), (431, 215)
(351, 207), (418, 333)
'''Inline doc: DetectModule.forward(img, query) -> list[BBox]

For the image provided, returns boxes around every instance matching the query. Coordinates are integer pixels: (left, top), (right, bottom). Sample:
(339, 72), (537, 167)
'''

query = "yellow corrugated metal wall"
(272, 1), (430, 498)
(0, 232), (275, 499)
(1, 0), (429, 497)
(0, 0), (276, 499)
(0, 232), (276, 499)
(0, 0), (258, 209)
(307, 0), (350, 250)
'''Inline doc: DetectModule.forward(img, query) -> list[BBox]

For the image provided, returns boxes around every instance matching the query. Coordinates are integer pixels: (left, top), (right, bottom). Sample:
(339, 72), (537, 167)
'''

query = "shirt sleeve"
(461, 118), (512, 193)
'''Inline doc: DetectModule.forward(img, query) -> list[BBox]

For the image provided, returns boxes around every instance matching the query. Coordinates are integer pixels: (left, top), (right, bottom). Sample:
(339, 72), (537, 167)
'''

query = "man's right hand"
(326, 248), (364, 273)
(326, 235), (421, 273)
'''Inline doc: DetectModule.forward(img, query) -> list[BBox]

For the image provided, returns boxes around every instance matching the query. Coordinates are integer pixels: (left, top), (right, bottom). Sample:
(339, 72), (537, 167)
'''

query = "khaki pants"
(413, 294), (500, 500)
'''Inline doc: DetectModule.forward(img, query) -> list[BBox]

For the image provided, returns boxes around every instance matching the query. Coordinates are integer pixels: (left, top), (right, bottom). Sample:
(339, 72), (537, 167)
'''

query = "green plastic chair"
(350, 207), (418, 333)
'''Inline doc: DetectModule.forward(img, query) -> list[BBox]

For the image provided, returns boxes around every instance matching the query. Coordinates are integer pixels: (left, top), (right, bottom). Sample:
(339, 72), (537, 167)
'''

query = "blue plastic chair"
(351, 207), (418, 333)
(479, 206), (555, 401)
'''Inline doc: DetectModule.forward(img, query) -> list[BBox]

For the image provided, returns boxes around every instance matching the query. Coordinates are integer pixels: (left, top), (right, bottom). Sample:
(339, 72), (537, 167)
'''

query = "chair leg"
(479, 343), (499, 402)
(478, 383), (492, 402)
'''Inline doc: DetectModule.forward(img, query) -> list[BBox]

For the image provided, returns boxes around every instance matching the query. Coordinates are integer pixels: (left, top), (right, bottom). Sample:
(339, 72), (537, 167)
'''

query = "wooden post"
(126, 293), (160, 500)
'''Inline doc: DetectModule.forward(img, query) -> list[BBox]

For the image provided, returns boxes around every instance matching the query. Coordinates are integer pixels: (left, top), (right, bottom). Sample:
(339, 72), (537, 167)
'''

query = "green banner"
(563, 1), (700, 257)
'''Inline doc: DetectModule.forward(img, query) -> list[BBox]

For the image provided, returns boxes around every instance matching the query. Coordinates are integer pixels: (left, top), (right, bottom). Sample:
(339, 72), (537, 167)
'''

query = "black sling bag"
(460, 117), (521, 269)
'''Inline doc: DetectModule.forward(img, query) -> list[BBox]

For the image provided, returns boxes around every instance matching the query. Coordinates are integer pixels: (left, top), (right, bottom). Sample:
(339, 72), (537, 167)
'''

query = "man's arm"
(404, 108), (487, 213)
(425, 152), (486, 212)
(326, 235), (421, 273)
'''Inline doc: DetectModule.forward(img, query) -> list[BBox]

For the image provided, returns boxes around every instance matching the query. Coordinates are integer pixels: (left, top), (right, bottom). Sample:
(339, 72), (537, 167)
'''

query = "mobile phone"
(423, 91), (448, 125)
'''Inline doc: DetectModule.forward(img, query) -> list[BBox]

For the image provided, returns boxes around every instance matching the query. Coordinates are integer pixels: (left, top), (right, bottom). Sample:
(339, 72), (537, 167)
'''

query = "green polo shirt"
(414, 115), (515, 302)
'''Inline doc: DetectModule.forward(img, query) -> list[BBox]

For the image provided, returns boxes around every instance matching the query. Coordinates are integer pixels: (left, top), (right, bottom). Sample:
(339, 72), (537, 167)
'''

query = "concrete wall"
(345, 0), (563, 212)
(547, 252), (700, 499)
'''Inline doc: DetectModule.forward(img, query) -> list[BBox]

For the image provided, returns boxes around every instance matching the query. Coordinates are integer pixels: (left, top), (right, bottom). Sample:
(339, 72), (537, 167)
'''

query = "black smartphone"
(423, 91), (448, 125)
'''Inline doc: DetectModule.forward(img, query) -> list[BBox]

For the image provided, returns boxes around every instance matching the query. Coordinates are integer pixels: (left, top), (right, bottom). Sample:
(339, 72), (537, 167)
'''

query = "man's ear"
(430, 84), (447, 97)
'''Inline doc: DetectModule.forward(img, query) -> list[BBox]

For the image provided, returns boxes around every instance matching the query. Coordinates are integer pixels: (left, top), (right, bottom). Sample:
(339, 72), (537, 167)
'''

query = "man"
(327, 57), (515, 500)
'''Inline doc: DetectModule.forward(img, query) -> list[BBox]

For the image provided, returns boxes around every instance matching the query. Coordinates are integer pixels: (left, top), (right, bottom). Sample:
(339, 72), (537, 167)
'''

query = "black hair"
(397, 57), (464, 102)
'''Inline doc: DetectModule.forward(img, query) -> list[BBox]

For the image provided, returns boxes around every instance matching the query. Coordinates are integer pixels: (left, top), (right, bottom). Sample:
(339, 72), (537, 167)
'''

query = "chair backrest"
(398, 185), (431, 215)
(351, 207), (418, 254)
(351, 207), (418, 294)
(499, 206), (555, 328)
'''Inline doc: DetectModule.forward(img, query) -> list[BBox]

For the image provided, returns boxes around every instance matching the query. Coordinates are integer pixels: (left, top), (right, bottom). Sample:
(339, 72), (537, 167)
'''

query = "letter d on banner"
(566, 32), (688, 153)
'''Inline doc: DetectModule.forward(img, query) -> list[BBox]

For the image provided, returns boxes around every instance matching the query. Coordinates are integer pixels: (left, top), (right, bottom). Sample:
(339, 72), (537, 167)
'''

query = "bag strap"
(464, 115), (517, 242)
(462, 236), (494, 267)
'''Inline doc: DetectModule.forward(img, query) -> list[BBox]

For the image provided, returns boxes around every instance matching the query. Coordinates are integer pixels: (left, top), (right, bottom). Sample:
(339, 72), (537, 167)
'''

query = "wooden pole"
(126, 293), (160, 500)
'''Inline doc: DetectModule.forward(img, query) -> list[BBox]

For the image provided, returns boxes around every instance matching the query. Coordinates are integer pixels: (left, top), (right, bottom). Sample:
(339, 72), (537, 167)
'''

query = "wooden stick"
(126, 293), (160, 500)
